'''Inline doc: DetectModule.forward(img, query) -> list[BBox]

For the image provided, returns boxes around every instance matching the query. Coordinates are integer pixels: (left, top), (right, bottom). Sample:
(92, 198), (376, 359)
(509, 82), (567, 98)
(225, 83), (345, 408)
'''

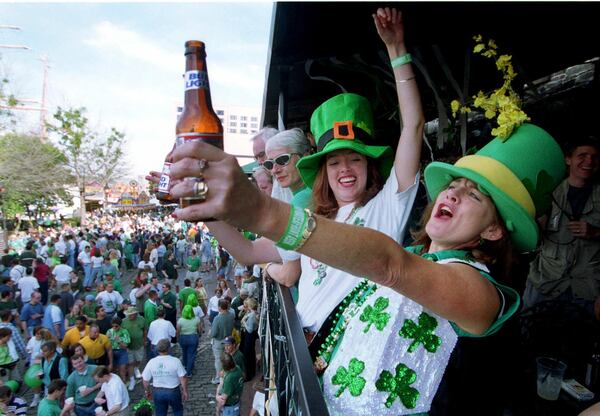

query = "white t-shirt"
(147, 319), (176, 345)
(297, 172), (419, 332)
(91, 255), (104, 268)
(129, 288), (139, 306)
(17, 276), (39, 303)
(26, 336), (43, 365)
(142, 355), (186, 388)
(9, 265), (26, 283)
(138, 260), (155, 270)
(101, 374), (129, 412)
(78, 240), (90, 253)
(207, 295), (221, 313)
(96, 290), (124, 314)
(193, 306), (205, 320)
(52, 264), (73, 284)
(149, 249), (158, 264)
(77, 251), (91, 265)
(54, 240), (67, 255)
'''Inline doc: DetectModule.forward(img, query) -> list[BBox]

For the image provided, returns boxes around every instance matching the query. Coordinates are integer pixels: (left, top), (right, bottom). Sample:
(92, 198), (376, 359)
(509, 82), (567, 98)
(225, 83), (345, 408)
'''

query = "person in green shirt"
(122, 307), (146, 391)
(160, 282), (178, 333)
(178, 279), (197, 312)
(82, 295), (97, 320)
(186, 251), (201, 280)
(66, 354), (101, 412)
(216, 352), (243, 415)
(143, 290), (159, 330)
(0, 328), (16, 366)
(106, 316), (130, 383)
(37, 379), (74, 416)
(223, 336), (246, 381)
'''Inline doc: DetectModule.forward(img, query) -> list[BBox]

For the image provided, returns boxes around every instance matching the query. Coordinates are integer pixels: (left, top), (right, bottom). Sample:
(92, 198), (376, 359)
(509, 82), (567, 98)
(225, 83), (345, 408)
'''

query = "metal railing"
(260, 279), (329, 416)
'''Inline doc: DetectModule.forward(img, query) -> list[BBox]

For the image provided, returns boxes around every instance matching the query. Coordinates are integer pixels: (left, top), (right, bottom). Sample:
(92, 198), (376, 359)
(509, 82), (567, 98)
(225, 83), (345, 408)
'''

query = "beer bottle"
(156, 144), (175, 203)
(177, 40), (223, 207)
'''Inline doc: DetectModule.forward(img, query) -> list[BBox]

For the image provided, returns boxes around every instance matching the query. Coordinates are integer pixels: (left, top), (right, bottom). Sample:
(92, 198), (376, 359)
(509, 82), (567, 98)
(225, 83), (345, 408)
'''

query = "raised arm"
(374, 8), (424, 191)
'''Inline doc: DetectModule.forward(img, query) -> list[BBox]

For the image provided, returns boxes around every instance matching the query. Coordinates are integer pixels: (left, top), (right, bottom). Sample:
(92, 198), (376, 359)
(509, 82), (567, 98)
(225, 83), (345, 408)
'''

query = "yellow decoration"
(451, 35), (529, 140)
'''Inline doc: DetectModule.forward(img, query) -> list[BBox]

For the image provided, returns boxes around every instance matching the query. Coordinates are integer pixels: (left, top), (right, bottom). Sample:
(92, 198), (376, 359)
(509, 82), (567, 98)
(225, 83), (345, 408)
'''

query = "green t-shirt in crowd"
(162, 291), (177, 310)
(107, 327), (131, 350)
(178, 287), (197, 305)
(177, 317), (199, 335)
(144, 299), (157, 329)
(187, 256), (200, 272)
(82, 303), (97, 319)
(37, 398), (61, 416)
(233, 349), (245, 377)
(122, 315), (145, 350)
(222, 365), (243, 406)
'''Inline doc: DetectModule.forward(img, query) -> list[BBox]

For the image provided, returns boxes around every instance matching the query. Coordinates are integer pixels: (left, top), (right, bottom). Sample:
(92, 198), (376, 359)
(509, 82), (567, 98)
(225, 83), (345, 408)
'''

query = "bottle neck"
(184, 53), (213, 111)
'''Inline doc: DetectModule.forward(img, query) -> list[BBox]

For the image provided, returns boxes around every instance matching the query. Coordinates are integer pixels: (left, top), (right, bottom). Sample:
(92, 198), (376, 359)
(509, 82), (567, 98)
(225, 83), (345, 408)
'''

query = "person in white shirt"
(146, 308), (175, 359)
(90, 251), (104, 287)
(78, 245), (93, 288)
(9, 259), (25, 284)
(142, 338), (188, 416)
(17, 267), (39, 303)
(93, 365), (129, 416)
(96, 283), (124, 316)
(54, 237), (67, 256)
(52, 256), (73, 287)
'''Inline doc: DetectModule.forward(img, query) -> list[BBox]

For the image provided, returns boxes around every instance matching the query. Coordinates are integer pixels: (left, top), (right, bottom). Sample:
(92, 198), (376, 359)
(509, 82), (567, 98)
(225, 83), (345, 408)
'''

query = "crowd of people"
(0, 207), (265, 416)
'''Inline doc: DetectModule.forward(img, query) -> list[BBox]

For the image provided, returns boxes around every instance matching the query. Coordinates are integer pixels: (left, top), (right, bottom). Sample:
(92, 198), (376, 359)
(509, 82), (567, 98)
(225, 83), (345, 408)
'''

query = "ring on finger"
(193, 179), (209, 200)
(197, 158), (208, 175)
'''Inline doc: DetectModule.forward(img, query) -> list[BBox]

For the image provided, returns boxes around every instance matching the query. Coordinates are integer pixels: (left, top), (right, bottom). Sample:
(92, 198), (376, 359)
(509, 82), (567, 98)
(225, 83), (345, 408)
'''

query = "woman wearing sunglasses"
(164, 8), (565, 414)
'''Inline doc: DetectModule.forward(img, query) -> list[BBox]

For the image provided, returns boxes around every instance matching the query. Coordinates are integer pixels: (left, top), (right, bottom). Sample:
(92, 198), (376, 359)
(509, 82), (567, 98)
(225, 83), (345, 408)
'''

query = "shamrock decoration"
(375, 363), (419, 409)
(313, 263), (328, 286)
(331, 358), (366, 398)
(359, 296), (390, 333)
(353, 217), (365, 227)
(399, 312), (441, 353)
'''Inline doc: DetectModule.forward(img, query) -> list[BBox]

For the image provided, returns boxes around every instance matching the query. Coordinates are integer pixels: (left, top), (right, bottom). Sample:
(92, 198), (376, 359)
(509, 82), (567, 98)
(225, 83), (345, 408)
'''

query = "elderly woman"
(164, 8), (565, 415)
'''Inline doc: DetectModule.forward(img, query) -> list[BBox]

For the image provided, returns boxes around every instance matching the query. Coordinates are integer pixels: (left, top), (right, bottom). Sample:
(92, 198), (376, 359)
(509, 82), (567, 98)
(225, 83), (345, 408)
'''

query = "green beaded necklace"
(315, 279), (378, 371)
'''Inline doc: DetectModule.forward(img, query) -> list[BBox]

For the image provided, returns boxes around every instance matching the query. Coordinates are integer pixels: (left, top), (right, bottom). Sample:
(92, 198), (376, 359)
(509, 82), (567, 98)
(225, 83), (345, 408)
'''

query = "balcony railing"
(260, 279), (329, 416)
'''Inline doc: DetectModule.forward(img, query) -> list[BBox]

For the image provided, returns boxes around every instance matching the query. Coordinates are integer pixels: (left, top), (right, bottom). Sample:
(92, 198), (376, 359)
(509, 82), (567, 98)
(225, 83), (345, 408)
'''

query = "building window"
(230, 115), (237, 120)
(251, 130), (258, 134)
(219, 118), (224, 124)
(251, 116), (258, 122)
(217, 110), (224, 115)
(229, 128), (237, 133)
(240, 122), (247, 128)
(240, 129), (248, 134)
(241, 116), (247, 121)
(250, 123), (258, 128)
(230, 122), (237, 127)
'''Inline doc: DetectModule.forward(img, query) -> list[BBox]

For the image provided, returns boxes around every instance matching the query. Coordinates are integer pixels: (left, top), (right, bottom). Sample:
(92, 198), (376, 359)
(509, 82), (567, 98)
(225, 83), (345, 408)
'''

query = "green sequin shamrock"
(331, 358), (366, 398)
(375, 363), (419, 409)
(399, 312), (441, 353)
(353, 217), (365, 227)
(313, 263), (328, 286)
(359, 297), (390, 333)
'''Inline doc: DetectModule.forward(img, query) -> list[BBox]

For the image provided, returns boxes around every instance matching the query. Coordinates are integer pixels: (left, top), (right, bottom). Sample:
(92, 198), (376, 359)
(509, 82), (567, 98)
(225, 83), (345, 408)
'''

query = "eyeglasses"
(262, 153), (299, 171)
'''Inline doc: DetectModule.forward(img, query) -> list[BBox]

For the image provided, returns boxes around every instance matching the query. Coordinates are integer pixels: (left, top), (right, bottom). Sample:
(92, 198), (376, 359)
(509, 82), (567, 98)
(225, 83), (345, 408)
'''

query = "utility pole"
(39, 54), (49, 141)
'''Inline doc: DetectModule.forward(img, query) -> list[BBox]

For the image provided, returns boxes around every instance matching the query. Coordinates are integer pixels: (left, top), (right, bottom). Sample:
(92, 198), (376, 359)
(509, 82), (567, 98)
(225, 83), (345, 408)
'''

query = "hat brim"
(296, 139), (393, 188)
(424, 162), (539, 252)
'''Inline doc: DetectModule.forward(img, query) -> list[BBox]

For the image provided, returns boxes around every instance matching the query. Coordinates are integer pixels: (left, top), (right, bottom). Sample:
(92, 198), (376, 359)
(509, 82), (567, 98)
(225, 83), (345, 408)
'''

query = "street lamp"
(103, 184), (111, 209)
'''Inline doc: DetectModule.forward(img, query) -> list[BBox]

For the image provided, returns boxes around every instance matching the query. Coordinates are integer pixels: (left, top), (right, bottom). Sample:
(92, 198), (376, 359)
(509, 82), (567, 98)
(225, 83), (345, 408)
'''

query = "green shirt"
(103, 279), (122, 293)
(0, 344), (13, 365)
(37, 398), (61, 416)
(66, 364), (98, 404)
(162, 291), (177, 310)
(0, 300), (17, 313)
(177, 317), (199, 335)
(144, 299), (157, 329)
(187, 256), (200, 272)
(82, 303), (97, 319)
(232, 349), (245, 376)
(121, 315), (145, 350)
(107, 327), (131, 349)
(222, 365), (243, 406)
(178, 287), (197, 305)
(291, 186), (313, 209)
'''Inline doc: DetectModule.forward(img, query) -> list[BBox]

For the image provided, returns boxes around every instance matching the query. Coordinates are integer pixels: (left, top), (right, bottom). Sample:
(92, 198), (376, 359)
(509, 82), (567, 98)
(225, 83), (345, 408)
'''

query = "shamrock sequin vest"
(322, 248), (490, 415)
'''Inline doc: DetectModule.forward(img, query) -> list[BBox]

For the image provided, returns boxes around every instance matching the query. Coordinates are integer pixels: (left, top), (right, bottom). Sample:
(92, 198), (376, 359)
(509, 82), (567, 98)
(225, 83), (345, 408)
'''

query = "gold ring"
(193, 179), (209, 200)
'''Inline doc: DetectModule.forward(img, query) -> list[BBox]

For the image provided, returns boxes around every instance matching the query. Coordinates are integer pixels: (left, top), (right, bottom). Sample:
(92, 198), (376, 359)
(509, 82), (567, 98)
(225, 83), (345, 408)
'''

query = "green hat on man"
(424, 123), (565, 252)
(296, 93), (394, 188)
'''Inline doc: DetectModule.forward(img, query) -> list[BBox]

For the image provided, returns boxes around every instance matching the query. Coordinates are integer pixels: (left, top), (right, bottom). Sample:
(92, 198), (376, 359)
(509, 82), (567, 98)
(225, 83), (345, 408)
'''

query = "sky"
(0, 2), (273, 179)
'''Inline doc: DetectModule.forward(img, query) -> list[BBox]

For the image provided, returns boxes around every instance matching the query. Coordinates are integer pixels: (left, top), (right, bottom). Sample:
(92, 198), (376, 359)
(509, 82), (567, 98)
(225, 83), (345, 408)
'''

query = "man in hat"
(142, 338), (188, 416)
(121, 306), (146, 390)
(223, 336), (245, 380)
(215, 352), (243, 416)
(525, 136), (600, 315)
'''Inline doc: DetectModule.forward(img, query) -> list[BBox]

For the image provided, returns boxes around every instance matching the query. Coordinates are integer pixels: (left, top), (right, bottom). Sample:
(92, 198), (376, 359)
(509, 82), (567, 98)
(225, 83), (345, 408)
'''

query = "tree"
(0, 133), (73, 220)
(46, 106), (129, 226)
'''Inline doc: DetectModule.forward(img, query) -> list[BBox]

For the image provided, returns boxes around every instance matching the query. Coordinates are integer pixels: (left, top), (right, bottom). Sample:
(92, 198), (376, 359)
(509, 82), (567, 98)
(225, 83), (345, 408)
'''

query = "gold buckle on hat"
(333, 121), (355, 140)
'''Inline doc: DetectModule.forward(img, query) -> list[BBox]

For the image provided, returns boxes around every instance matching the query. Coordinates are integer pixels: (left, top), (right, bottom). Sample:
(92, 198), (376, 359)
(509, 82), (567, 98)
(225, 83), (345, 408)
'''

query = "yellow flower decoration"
(451, 35), (530, 141)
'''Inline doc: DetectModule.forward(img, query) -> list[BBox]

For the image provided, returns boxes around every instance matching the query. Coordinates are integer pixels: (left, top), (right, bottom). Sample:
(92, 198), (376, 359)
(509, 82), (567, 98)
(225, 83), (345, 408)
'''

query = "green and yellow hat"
(424, 123), (565, 252)
(296, 93), (394, 187)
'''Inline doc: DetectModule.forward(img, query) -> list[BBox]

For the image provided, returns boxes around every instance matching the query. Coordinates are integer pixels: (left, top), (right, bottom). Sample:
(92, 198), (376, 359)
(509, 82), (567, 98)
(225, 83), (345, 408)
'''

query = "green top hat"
(424, 123), (565, 252)
(296, 93), (394, 188)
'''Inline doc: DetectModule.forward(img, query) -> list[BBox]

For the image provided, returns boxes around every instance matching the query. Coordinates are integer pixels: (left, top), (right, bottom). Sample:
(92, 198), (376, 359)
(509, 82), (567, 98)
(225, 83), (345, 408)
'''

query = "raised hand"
(373, 7), (405, 48)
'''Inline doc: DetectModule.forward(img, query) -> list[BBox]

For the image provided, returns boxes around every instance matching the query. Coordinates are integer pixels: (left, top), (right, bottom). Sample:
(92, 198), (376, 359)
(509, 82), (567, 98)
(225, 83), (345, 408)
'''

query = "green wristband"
(391, 53), (412, 68)
(276, 205), (309, 251)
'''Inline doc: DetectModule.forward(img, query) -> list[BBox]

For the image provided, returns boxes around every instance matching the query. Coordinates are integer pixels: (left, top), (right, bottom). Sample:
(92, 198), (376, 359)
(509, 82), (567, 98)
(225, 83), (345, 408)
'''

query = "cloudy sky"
(0, 2), (273, 178)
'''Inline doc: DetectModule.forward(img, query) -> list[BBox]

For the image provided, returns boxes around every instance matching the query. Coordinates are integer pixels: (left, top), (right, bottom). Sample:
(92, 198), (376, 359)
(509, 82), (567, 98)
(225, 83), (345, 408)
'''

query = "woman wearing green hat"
(163, 7), (565, 415)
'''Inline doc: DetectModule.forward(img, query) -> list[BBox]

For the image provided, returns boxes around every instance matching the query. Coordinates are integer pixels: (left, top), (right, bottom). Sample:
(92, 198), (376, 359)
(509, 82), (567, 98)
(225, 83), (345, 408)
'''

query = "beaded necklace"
(310, 206), (362, 286)
(314, 279), (378, 372)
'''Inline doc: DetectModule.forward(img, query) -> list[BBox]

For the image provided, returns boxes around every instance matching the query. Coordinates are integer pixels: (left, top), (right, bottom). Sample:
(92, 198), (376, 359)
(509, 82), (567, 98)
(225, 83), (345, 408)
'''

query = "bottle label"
(176, 133), (224, 150)
(184, 70), (208, 91)
(157, 162), (172, 193)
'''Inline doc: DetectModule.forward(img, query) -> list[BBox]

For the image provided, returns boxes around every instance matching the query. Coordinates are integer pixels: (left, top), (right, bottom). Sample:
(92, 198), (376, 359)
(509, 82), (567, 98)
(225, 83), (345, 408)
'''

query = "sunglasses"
(262, 153), (299, 171)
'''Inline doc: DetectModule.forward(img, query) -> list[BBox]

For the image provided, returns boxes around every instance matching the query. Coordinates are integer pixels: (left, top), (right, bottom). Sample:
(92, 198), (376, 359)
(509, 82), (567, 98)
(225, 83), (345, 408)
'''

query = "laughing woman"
(165, 8), (566, 415)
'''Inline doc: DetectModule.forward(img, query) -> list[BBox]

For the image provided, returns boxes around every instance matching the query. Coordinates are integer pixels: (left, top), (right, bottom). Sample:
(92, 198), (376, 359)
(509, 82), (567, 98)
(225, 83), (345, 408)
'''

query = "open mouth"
(338, 175), (357, 187)
(435, 204), (454, 219)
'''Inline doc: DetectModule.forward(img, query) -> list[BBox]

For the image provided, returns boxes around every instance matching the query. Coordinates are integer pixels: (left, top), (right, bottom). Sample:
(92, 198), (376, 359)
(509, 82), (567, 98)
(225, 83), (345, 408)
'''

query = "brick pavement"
(23, 263), (263, 415)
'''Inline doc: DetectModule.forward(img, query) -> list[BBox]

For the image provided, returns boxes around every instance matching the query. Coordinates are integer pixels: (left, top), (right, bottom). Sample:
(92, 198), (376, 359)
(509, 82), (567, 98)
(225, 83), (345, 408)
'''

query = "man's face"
(41, 347), (53, 358)
(89, 326), (99, 340)
(566, 145), (599, 183)
(75, 319), (86, 331)
(72, 357), (86, 372)
(106, 283), (114, 293)
(253, 136), (267, 165)
(31, 293), (41, 304)
(97, 308), (106, 319)
(224, 343), (234, 354)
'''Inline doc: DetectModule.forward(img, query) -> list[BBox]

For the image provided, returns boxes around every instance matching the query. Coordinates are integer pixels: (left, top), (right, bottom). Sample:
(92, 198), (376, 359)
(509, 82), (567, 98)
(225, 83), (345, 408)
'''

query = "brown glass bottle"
(177, 40), (223, 207)
(156, 144), (175, 203)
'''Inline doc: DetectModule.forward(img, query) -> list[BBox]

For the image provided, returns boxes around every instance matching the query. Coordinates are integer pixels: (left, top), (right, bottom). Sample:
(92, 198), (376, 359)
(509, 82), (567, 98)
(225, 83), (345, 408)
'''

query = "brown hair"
(410, 201), (516, 284)
(312, 156), (383, 219)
